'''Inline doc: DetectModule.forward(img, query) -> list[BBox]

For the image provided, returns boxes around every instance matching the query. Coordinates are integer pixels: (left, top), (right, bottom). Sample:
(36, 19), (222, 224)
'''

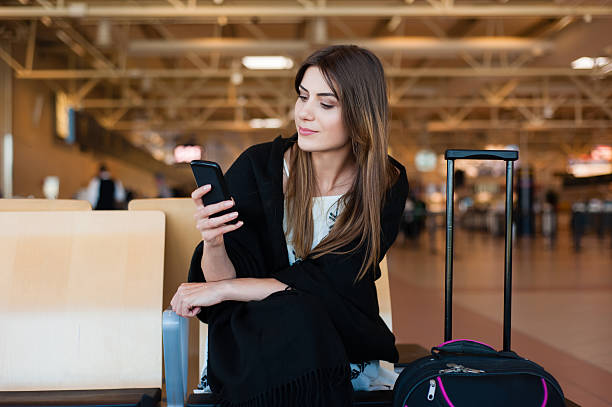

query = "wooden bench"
(0, 210), (165, 406)
(128, 198), (204, 393)
(0, 198), (91, 211)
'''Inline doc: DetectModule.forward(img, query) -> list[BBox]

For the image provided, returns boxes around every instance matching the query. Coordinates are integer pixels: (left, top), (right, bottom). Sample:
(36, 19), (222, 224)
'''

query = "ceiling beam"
(2, 5), (612, 18)
(14, 67), (610, 79)
(127, 36), (554, 56)
(426, 120), (612, 132)
(570, 76), (612, 120)
(108, 118), (612, 132)
(78, 97), (608, 109)
(25, 19), (36, 70)
(0, 45), (24, 71)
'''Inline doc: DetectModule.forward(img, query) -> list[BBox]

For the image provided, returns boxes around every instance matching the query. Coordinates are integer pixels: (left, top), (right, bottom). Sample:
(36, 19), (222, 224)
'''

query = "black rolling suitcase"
(393, 150), (565, 407)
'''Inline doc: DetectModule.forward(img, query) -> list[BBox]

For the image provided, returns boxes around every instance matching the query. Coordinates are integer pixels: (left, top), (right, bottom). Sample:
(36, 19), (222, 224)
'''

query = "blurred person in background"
(155, 172), (173, 198)
(399, 194), (427, 243)
(542, 189), (559, 248)
(587, 199), (605, 241)
(86, 164), (126, 210)
(606, 200), (612, 248)
(571, 201), (587, 252)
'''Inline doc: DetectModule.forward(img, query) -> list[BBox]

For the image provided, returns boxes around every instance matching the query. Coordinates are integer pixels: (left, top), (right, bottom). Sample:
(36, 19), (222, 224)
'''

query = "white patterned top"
(283, 194), (343, 264)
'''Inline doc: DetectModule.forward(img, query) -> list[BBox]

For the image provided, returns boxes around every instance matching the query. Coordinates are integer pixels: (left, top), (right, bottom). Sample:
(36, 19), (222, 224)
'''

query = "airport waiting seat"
(0, 198), (92, 211)
(0, 210), (165, 407)
(128, 198), (204, 392)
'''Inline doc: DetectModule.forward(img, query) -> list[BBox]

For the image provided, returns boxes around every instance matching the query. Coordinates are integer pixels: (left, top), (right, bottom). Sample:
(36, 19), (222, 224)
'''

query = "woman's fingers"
(171, 283), (223, 317)
(201, 199), (235, 218)
(171, 283), (200, 317)
(185, 306), (201, 318)
(191, 185), (211, 209)
(190, 194), (239, 245)
(197, 211), (238, 229)
(199, 221), (243, 242)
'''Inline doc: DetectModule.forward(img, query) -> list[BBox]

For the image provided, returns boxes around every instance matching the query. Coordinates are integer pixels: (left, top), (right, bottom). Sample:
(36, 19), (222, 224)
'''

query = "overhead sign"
(567, 144), (612, 177)
(174, 145), (202, 163)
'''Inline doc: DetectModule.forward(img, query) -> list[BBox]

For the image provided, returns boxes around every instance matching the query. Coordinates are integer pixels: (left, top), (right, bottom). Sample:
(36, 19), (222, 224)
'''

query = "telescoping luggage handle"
(444, 149), (519, 352)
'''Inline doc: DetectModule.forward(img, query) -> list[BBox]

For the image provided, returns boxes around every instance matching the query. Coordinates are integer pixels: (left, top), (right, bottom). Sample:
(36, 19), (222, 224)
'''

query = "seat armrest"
(163, 309), (189, 407)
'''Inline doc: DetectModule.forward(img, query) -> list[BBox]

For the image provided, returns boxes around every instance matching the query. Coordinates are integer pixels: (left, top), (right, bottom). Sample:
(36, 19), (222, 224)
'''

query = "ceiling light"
(249, 118), (282, 128)
(387, 16), (402, 32)
(242, 56), (293, 70)
(96, 20), (111, 47)
(67, 2), (87, 17)
(571, 57), (595, 69)
(571, 56), (611, 69)
(543, 105), (554, 119)
(230, 71), (243, 85)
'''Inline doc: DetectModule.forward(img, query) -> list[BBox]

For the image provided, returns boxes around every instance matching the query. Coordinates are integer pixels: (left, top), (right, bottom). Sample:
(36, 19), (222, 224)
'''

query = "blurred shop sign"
(174, 145), (202, 163)
(55, 92), (75, 144)
(568, 144), (612, 177)
(415, 149), (437, 172)
(592, 145), (612, 161)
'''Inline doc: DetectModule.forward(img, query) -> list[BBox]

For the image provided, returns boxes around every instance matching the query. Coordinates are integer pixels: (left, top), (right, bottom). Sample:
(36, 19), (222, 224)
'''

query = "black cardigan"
(188, 135), (409, 405)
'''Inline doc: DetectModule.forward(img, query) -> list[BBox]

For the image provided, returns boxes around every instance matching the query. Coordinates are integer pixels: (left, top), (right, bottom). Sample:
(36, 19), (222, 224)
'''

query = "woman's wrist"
(202, 238), (225, 251)
(215, 279), (232, 302)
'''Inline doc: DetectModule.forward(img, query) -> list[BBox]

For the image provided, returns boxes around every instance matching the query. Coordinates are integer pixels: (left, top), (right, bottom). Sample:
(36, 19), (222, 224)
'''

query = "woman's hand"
(170, 282), (226, 318)
(192, 185), (243, 248)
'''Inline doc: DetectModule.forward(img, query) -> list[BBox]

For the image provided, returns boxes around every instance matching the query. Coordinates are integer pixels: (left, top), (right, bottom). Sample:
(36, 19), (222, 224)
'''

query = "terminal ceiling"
(1, 1), (611, 175)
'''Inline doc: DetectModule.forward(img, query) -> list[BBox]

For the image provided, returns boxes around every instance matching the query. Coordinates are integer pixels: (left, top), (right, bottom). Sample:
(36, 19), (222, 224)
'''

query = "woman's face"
(294, 66), (349, 154)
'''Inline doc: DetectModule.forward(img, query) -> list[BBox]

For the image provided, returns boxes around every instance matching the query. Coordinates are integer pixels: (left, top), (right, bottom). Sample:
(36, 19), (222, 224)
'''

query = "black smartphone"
(190, 160), (237, 224)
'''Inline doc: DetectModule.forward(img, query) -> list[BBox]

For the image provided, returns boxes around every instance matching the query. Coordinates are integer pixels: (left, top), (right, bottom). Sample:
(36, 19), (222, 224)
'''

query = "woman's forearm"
(201, 242), (237, 282)
(219, 278), (288, 302)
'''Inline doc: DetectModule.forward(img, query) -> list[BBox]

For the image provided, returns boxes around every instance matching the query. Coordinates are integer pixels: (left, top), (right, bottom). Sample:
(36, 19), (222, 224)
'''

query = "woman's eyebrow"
(299, 85), (336, 98)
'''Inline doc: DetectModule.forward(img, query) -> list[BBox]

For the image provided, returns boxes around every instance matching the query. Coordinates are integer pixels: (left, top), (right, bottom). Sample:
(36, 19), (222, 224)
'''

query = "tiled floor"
(388, 225), (612, 407)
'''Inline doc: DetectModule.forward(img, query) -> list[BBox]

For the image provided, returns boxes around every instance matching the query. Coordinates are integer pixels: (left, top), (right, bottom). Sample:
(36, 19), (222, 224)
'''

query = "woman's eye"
(298, 95), (308, 101)
(320, 103), (334, 109)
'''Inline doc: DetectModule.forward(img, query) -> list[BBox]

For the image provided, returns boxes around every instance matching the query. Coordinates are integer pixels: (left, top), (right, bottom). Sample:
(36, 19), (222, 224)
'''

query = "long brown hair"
(285, 45), (398, 281)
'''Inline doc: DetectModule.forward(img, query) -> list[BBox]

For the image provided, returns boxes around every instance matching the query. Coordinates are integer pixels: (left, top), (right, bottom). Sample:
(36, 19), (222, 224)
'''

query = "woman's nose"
(298, 102), (314, 121)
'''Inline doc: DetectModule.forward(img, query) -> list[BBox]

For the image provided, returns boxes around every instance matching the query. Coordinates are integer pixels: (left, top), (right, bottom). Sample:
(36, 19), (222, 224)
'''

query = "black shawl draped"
(188, 135), (409, 406)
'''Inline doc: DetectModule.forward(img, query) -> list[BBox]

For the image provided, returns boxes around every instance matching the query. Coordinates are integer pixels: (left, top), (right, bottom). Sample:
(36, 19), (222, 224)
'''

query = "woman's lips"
(298, 126), (318, 136)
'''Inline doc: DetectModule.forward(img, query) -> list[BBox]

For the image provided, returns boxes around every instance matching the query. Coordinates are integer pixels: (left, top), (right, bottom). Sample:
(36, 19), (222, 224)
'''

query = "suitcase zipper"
(427, 378), (436, 401)
(439, 363), (485, 374)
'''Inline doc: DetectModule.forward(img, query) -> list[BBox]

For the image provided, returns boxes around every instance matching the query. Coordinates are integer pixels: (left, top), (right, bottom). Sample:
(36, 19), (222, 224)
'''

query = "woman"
(171, 45), (409, 406)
